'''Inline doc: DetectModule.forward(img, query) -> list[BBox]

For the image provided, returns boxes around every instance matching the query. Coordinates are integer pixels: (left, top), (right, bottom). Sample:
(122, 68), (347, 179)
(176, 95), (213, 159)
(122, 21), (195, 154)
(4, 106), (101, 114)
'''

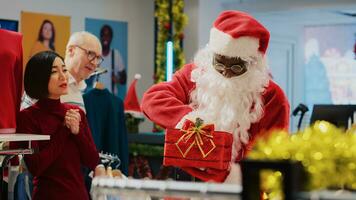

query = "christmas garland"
(172, 0), (187, 72)
(249, 121), (356, 198)
(129, 143), (164, 157)
(154, 0), (188, 83)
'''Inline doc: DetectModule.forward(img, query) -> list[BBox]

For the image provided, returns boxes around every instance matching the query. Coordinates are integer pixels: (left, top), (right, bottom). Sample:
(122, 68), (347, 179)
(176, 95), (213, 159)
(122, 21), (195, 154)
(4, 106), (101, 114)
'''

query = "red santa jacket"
(142, 63), (290, 158)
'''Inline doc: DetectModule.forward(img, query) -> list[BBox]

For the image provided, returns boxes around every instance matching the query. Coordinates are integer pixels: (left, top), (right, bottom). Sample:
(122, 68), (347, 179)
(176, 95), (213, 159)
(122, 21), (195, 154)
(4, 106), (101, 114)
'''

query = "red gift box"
(163, 119), (233, 170)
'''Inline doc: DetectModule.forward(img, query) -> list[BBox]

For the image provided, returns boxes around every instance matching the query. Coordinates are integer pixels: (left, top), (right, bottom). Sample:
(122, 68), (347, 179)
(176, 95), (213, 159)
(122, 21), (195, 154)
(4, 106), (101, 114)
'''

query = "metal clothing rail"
(0, 133), (50, 200)
(91, 178), (242, 200)
(0, 149), (33, 156)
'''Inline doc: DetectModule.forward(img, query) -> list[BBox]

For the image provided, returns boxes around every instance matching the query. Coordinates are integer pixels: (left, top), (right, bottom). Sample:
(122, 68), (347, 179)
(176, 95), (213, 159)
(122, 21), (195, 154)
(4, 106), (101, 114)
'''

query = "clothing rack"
(0, 134), (50, 200)
(91, 178), (241, 200)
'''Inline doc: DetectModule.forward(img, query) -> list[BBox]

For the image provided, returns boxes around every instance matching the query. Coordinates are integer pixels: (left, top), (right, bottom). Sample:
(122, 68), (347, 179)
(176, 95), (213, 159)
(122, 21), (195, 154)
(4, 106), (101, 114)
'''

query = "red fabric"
(142, 64), (196, 129)
(164, 121), (233, 170)
(213, 10), (270, 54)
(0, 29), (23, 131)
(181, 167), (229, 182)
(142, 63), (290, 181)
(11, 98), (99, 200)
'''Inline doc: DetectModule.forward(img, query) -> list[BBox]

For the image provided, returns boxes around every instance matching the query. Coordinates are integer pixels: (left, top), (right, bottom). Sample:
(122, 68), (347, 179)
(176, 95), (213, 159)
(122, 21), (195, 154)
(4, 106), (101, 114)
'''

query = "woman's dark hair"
(100, 24), (113, 39)
(37, 19), (56, 51)
(24, 51), (63, 99)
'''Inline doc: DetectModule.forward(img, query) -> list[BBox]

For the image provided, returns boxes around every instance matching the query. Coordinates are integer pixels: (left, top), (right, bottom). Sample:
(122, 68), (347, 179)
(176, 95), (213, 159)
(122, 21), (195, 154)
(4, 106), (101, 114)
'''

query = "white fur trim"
(209, 27), (260, 58)
(224, 163), (242, 185)
(134, 74), (142, 79)
(175, 111), (198, 129)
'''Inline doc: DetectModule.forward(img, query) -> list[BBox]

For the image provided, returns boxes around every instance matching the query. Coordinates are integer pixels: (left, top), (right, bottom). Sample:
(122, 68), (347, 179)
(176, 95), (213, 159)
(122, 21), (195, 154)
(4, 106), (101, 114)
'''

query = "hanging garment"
(0, 29), (23, 133)
(14, 172), (33, 200)
(83, 88), (129, 175)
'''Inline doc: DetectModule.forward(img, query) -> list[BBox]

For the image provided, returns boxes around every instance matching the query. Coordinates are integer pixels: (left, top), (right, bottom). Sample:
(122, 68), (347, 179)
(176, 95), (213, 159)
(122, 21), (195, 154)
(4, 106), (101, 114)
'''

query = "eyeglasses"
(74, 45), (104, 65)
(213, 57), (246, 74)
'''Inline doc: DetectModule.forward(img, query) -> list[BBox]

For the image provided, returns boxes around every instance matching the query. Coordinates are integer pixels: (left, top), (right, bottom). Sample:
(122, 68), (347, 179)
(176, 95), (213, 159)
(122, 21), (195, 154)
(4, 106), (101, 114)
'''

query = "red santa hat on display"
(124, 74), (144, 118)
(209, 10), (270, 58)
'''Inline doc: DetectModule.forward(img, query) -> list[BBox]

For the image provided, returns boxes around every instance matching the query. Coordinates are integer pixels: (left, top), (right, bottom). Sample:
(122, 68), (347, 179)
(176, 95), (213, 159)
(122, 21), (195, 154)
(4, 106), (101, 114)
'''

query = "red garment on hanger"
(0, 29), (23, 133)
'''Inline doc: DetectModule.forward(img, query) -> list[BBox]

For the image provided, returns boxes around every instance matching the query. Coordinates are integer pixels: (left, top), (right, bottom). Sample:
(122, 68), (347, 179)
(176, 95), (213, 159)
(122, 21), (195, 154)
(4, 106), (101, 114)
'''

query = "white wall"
(184, 0), (225, 62)
(197, 0), (225, 48)
(0, 0), (155, 132)
(183, 0), (199, 63)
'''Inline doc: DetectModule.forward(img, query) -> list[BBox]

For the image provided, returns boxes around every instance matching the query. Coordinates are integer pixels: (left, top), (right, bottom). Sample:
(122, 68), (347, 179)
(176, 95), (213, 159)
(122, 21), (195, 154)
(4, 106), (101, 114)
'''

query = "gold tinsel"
(249, 121), (356, 194)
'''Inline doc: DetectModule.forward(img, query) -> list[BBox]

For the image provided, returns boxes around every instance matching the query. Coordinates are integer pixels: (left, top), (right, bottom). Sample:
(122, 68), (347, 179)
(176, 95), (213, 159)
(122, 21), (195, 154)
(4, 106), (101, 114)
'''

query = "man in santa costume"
(142, 10), (290, 184)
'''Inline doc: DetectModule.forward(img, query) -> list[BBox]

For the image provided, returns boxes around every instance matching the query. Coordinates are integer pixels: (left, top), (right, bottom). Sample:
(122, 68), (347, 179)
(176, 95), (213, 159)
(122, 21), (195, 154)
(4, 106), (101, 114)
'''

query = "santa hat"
(208, 10), (270, 58)
(124, 74), (144, 118)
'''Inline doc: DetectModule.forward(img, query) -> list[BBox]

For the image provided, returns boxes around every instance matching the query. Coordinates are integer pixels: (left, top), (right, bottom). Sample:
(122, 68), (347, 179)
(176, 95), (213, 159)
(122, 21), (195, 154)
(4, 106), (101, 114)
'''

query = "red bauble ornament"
(164, 23), (171, 30)
(178, 33), (184, 40)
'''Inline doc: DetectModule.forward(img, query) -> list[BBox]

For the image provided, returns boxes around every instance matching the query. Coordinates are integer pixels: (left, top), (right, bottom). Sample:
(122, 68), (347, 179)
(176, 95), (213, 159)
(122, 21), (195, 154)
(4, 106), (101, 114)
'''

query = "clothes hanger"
(94, 81), (105, 90)
(89, 67), (108, 78)
(89, 67), (108, 90)
(99, 152), (121, 169)
(93, 73), (105, 90)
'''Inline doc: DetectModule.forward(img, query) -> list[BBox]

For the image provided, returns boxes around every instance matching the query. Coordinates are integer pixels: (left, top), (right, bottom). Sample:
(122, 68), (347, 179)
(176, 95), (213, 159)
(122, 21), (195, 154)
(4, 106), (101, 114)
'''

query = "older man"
(21, 31), (103, 112)
(61, 31), (103, 112)
(142, 10), (290, 183)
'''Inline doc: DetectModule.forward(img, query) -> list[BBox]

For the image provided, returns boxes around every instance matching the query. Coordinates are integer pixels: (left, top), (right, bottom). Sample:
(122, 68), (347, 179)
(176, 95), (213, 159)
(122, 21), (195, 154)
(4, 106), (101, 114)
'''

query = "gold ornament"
(249, 121), (356, 196)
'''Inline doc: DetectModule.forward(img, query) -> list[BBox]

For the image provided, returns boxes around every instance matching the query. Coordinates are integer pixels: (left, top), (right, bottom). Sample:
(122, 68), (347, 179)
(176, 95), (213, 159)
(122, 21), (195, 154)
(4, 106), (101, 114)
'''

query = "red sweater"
(0, 29), (23, 133)
(13, 98), (99, 200)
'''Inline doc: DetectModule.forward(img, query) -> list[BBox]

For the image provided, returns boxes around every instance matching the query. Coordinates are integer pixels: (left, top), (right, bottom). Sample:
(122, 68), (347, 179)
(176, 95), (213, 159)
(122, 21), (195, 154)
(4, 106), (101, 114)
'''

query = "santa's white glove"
(175, 110), (202, 129)
(224, 163), (242, 185)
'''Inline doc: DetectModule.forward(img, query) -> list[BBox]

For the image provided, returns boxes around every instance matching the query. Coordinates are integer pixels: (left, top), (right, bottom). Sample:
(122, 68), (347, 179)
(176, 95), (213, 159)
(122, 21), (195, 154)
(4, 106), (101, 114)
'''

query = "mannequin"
(0, 29), (23, 133)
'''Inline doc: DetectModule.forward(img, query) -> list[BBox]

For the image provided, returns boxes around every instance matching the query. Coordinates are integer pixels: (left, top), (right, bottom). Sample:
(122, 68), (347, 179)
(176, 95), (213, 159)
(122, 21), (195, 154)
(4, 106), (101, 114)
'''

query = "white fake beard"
(189, 47), (270, 161)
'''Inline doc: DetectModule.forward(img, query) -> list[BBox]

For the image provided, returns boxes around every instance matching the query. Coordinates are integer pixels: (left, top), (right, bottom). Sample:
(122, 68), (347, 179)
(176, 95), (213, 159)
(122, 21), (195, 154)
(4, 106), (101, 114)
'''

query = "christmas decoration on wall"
(124, 74), (144, 133)
(129, 143), (164, 157)
(154, 0), (188, 83)
(249, 121), (356, 197)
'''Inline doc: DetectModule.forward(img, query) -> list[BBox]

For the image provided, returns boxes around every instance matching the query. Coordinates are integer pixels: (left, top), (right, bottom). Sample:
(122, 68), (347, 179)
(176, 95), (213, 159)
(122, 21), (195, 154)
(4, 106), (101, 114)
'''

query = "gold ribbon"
(175, 118), (216, 158)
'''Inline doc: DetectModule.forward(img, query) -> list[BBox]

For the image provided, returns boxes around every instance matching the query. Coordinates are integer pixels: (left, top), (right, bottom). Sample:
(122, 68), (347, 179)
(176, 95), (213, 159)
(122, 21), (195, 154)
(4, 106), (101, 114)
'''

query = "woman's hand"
(64, 109), (81, 135)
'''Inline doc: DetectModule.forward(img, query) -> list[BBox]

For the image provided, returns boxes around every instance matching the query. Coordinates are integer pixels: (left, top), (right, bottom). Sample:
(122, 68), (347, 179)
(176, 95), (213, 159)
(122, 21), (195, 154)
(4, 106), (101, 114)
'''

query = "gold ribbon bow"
(175, 118), (216, 158)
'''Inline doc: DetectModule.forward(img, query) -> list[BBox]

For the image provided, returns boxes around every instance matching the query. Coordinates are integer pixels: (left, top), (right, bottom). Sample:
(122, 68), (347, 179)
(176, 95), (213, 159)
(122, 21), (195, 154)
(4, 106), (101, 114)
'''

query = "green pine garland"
(129, 143), (164, 157)
(154, 0), (188, 83)
(172, 0), (187, 71)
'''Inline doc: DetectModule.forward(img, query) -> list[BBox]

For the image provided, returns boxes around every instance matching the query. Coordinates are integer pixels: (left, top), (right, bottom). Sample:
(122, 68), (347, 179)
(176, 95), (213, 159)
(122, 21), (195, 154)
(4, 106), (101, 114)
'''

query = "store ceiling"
(221, 0), (356, 25)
